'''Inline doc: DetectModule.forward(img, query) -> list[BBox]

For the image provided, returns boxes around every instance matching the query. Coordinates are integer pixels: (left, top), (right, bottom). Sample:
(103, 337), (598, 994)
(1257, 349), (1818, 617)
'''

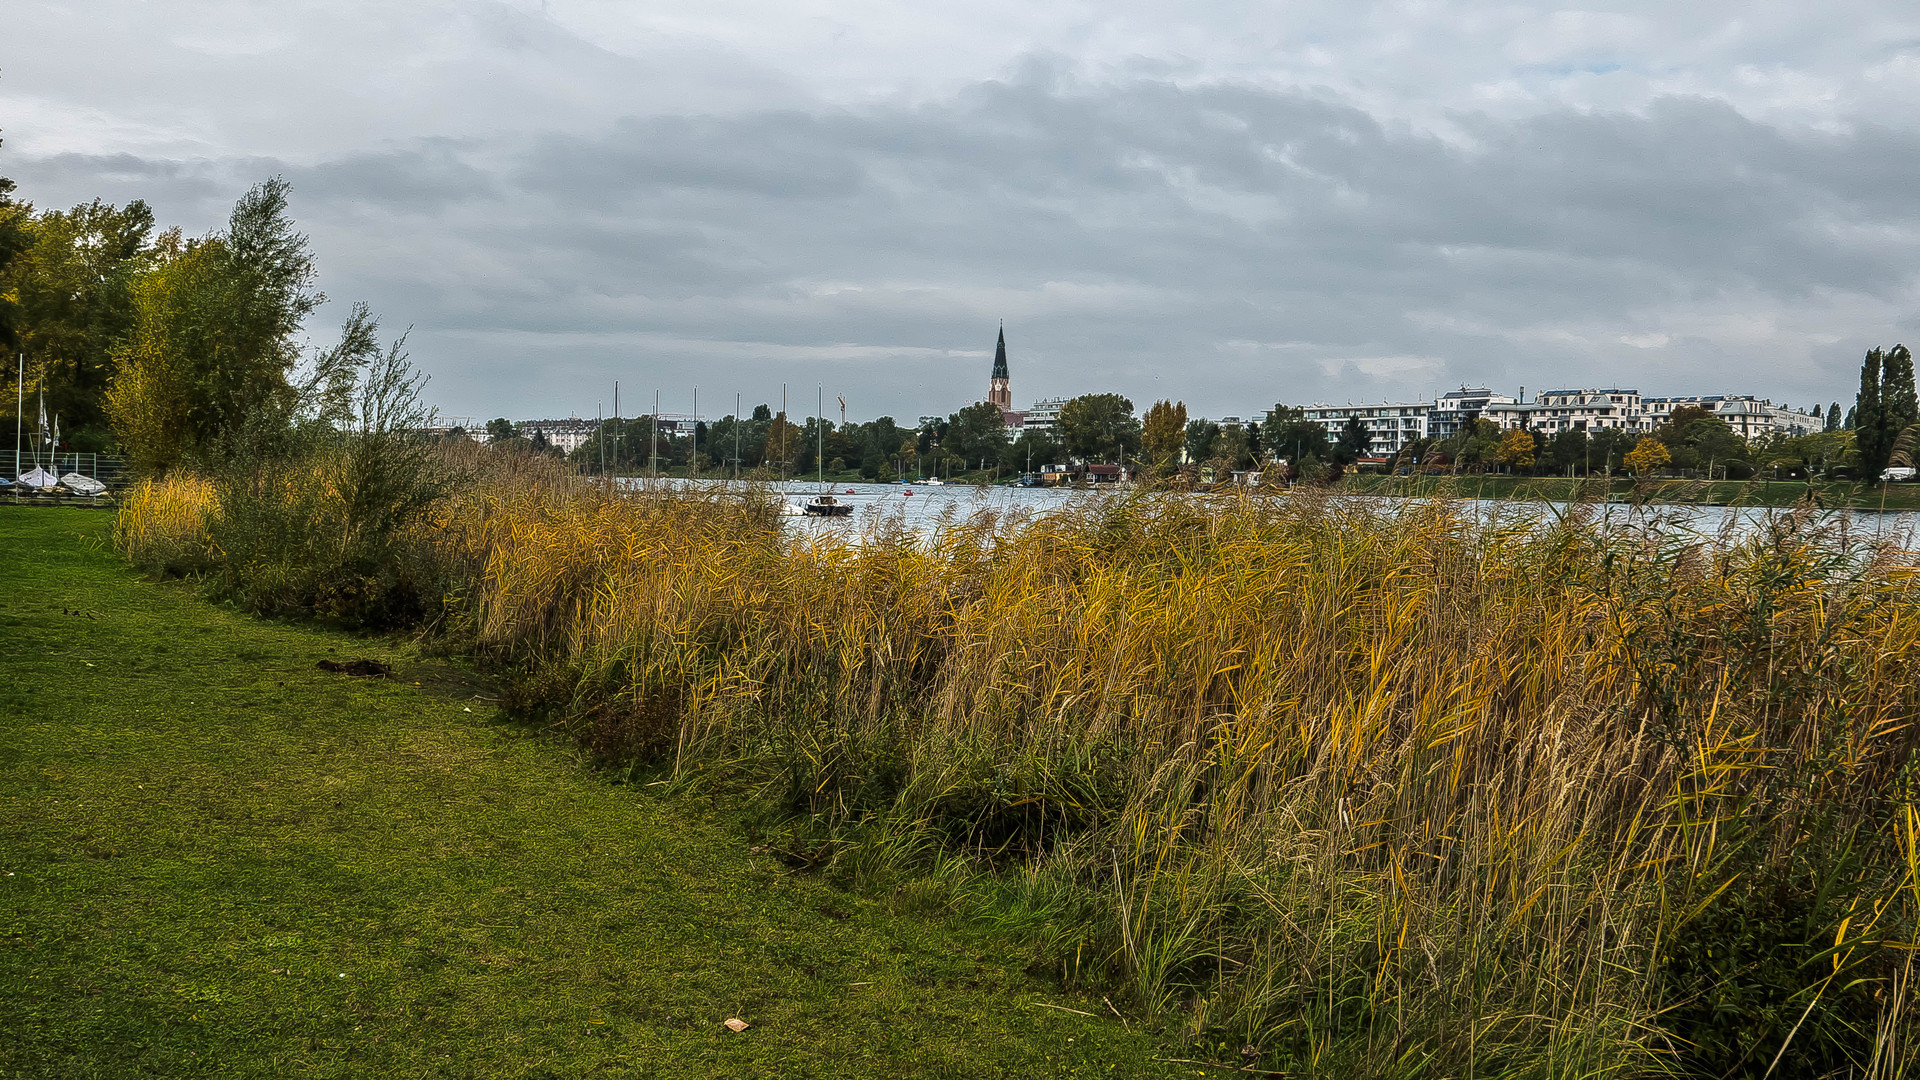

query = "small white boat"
(17, 466), (58, 491)
(61, 472), (107, 496)
(802, 493), (853, 517)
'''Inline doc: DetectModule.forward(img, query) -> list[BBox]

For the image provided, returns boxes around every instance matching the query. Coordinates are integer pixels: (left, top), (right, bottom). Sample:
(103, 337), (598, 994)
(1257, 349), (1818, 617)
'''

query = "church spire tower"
(989, 323), (1011, 410)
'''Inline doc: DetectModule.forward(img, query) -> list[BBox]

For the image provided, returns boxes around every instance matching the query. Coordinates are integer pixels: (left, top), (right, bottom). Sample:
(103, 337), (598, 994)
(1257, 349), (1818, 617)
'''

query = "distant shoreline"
(1336, 473), (1920, 511)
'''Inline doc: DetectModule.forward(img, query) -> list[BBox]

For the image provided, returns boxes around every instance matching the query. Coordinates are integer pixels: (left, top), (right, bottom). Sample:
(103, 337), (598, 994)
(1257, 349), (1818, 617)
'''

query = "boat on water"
(800, 386), (854, 517)
(802, 493), (854, 517)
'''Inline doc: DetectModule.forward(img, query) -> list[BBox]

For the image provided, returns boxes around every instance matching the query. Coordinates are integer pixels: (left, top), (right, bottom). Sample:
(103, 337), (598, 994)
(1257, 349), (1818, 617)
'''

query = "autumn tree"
(1140, 400), (1188, 473)
(1495, 427), (1536, 472)
(1623, 436), (1671, 476)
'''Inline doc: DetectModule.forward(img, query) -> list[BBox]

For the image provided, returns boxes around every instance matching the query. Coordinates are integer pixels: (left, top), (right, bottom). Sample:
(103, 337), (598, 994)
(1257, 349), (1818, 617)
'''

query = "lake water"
(619, 477), (1920, 544)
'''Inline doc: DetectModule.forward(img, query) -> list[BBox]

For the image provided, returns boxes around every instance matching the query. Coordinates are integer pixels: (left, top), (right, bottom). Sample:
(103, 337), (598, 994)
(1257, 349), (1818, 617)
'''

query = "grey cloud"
(289, 143), (497, 210)
(9, 66), (1919, 418)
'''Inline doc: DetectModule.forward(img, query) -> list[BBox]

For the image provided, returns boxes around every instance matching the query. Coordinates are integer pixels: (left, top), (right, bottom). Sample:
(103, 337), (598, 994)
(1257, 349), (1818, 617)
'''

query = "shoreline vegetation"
(109, 445), (1920, 1078)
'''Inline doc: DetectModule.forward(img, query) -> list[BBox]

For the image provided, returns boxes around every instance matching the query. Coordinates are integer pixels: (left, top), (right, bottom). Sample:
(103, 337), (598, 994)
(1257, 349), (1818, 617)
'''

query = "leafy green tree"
(1333, 415), (1373, 464)
(1057, 393), (1139, 463)
(6, 198), (159, 447)
(0, 141), (32, 354)
(1546, 430), (1588, 475)
(1211, 421), (1253, 471)
(1851, 345), (1915, 479)
(1442, 418), (1501, 472)
(1184, 419), (1219, 463)
(1653, 407), (1748, 474)
(1826, 402), (1841, 433)
(998, 428), (1057, 472)
(485, 417), (515, 442)
(107, 178), (323, 472)
(1261, 406), (1331, 464)
(1588, 428), (1636, 475)
(943, 400), (1011, 471)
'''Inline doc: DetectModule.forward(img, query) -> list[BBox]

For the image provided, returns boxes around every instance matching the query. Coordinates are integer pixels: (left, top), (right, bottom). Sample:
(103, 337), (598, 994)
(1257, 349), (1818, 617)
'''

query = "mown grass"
(0, 507), (1187, 1079)
(112, 461), (1920, 1077)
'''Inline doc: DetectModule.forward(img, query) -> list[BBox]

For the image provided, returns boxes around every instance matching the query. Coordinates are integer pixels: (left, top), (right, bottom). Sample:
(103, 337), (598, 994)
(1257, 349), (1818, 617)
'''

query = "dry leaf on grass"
(723, 1018), (750, 1032)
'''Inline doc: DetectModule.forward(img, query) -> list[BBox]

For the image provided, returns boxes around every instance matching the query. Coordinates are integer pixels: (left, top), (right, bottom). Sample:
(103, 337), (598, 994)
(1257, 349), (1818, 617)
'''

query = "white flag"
(37, 392), (50, 446)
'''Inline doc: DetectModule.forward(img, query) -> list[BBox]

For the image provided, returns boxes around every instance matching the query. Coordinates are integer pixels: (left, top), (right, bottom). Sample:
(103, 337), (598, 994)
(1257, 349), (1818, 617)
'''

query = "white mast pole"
(13, 353), (21, 481)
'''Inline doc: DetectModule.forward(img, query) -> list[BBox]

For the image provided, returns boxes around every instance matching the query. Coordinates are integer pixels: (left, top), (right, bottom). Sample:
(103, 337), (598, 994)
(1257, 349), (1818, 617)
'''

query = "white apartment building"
(1643, 395), (1819, 440)
(1480, 389), (1817, 441)
(1021, 398), (1069, 435)
(518, 418), (597, 453)
(1430, 387), (1519, 440)
(1485, 388), (1654, 436)
(1297, 402), (1431, 455)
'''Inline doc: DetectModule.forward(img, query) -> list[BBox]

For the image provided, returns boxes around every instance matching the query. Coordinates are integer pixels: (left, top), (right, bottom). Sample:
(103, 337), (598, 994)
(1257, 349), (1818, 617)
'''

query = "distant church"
(988, 324), (1024, 429)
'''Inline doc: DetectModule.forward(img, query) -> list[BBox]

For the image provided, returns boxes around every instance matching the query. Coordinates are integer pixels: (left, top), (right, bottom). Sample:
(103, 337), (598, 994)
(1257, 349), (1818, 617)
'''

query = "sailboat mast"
(816, 383), (824, 491)
(13, 353), (21, 480)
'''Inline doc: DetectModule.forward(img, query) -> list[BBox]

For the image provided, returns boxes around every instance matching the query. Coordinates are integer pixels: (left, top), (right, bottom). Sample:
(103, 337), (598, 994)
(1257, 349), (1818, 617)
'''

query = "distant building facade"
(1281, 384), (1816, 456)
(1022, 397), (1068, 435)
(518, 418), (596, 453)
(1482, 389), (1817, 440)
(1298, 402), (1432, 455)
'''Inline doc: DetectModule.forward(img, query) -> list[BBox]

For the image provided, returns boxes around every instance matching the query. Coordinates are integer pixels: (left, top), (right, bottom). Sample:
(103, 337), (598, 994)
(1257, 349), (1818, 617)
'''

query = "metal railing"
(4, 449), (130, 498)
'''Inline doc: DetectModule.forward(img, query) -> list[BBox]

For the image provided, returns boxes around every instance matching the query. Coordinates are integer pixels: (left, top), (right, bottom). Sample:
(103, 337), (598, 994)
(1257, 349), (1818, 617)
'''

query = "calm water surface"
(619, 477), (1920, 543)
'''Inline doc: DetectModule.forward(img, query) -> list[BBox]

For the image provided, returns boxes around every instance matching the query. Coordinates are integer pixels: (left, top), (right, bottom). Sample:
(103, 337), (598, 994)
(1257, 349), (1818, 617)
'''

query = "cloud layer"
(6, 1), (1918, 420)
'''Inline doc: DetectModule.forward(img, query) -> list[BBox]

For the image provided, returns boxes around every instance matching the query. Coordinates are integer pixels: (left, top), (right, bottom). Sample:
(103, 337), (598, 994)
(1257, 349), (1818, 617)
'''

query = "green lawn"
(0, 508), (1183, 1079)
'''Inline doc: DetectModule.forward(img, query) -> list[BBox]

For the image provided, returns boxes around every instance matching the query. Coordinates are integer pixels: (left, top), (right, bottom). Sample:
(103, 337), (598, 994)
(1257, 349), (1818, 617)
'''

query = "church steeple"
(988, 323), (1011, 409)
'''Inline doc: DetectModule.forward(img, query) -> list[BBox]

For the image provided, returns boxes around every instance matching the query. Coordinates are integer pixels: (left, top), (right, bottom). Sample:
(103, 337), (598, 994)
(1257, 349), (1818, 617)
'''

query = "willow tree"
(107, 178), (321, 472)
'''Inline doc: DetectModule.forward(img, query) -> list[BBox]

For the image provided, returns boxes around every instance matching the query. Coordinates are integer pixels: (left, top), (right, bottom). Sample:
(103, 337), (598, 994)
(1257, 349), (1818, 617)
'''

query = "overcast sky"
(5, 1), (1918, 423)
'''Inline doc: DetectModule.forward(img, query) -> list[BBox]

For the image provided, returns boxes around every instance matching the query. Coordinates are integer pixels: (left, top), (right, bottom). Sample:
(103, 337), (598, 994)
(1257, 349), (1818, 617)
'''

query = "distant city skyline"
(6, 2), (1916, 420)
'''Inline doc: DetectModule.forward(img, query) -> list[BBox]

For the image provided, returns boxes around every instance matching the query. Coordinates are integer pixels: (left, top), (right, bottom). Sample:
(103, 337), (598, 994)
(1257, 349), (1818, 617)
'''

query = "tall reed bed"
(121, 471), (1920, 1076)
(114, 474), (218, 576)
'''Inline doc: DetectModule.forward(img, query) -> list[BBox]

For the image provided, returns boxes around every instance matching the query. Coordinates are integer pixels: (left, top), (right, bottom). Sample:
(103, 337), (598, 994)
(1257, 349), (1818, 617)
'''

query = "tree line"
(0, 157), (409, 474)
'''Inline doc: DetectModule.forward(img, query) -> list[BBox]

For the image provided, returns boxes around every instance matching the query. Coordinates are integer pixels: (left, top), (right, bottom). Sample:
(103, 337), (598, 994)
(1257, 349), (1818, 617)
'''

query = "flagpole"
(13, 353), (21, 481)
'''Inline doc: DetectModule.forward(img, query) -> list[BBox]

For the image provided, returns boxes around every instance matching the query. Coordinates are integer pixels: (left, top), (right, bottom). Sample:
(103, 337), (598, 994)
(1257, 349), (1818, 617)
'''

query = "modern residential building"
(1430, 387), (1519, 440)
(1643, 394), (1819, 440)
(1479, 389), (1819, 441)
(517, 418), (596, 453)
(1484, 389), (1653, 436)
(1296, 402), (1432, 455)
(1021, 397), (1068, 435)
